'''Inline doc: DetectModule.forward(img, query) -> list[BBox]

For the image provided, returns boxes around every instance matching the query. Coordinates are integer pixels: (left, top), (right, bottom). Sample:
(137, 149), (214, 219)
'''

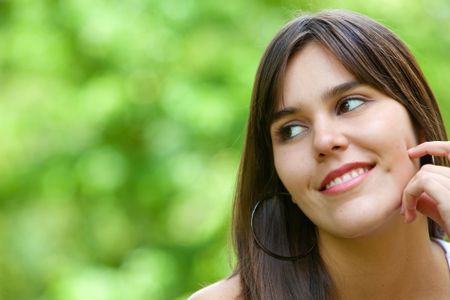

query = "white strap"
(433, 239), (450, 269)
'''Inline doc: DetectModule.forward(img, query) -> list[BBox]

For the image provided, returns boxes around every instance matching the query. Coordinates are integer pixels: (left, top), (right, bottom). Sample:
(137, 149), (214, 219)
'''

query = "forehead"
(278, 42), (356, 109)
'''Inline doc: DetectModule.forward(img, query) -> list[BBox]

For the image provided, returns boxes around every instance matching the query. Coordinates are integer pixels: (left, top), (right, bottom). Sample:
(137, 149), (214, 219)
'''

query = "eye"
(336, 97), (366, 114)
(277, 123), (308, 141)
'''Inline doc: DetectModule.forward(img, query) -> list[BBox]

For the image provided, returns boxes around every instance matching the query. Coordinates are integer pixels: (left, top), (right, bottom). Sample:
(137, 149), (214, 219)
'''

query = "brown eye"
(278, 124), (307, 141)
(337, 98), (365, 114)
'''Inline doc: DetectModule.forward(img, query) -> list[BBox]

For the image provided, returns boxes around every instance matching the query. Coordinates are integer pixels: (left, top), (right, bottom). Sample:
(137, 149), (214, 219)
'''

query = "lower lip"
(321, 168), (372, 195)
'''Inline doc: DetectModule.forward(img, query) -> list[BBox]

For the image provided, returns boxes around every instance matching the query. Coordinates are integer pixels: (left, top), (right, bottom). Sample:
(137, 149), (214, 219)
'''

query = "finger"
(404, 169), (450, 207)
(404, 179), (449, 224)
(415, 193), (446, 228)
(418, 164), (450, 179)
(403, 173), (450, 224)
(408, 141), (450, 159)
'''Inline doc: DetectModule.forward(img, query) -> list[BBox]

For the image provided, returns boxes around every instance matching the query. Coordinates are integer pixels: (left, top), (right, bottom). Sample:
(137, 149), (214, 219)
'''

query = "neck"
(319, 214), (450, 300)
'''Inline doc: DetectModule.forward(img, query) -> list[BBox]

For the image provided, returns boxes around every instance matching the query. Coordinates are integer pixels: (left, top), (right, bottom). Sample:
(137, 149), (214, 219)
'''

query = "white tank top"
(434, 239), (450, 268)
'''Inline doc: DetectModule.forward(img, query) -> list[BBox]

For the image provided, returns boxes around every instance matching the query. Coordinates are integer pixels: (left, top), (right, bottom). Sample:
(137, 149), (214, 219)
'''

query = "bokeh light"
(0, 0), (448, 299)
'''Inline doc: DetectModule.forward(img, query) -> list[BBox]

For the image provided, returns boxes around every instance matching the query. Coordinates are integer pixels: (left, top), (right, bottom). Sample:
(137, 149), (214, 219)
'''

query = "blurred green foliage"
(0, 0), (448, 299)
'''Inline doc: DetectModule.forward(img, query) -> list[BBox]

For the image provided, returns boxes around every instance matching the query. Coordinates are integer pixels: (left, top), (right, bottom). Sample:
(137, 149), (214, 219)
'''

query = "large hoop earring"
(250, 193), (316, 261)
(420, 154), (435, 166)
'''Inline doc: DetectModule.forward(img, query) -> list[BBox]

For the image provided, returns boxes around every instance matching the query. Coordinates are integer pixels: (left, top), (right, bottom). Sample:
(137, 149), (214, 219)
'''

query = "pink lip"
(319, 162), (374, 193)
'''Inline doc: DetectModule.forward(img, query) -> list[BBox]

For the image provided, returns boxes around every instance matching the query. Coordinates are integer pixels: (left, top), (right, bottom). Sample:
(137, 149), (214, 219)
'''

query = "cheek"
(273, 147), (312, 191)
(359, 106), (418, 158)
(360, 107), (420, 183)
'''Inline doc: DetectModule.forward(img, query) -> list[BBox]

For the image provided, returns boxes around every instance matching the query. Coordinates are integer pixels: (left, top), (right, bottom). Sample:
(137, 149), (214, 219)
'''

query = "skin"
(190, 42), (450, 299)
(403, 141), (450, 233)
(270, 42), (450, 299)
(188, 275), (242, 300)
(271, 43), (420, 239)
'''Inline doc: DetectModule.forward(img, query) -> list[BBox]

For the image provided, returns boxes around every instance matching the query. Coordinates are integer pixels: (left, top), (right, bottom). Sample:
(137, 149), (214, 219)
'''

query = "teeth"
(325, 167), (369, 190)
(342, 174), (351, 182)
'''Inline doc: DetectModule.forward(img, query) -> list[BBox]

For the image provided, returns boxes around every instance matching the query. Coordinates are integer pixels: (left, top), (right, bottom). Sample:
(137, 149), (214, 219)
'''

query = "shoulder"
(188, 274), (243, 300)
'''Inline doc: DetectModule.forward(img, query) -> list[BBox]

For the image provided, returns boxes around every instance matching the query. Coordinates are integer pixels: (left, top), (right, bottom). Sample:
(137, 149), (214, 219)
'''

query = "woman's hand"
(402, 141), (450, 234)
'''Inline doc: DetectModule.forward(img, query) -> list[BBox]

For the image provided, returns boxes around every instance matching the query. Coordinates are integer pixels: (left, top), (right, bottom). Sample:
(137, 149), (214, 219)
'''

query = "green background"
(0, 0), (448, 299)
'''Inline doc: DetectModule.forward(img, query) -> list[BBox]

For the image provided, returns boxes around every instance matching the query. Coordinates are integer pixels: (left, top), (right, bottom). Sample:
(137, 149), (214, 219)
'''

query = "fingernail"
(404, 215), (411, 224)
(407, 148), (416, 155)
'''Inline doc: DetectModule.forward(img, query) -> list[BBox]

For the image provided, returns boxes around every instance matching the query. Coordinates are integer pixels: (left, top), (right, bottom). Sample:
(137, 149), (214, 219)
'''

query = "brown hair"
(232, 9), (448, 300)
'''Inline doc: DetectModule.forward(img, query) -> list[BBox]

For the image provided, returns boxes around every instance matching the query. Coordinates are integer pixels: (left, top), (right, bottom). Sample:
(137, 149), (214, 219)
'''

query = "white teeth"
(342, 174), (351, 182)
(325, 167), (369, 190)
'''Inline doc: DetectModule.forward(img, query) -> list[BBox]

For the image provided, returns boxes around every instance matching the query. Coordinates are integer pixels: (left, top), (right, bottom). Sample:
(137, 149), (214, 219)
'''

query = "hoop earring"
(250, 194), (316, 261)
(420, 154), (435, 166)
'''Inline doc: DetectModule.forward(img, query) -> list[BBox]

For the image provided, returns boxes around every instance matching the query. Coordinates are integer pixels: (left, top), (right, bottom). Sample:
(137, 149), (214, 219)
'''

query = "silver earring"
(250, 193), (316, 261)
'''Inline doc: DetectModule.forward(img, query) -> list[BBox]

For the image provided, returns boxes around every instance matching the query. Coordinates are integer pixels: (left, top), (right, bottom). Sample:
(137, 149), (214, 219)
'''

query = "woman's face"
(270, 42), (421, 238)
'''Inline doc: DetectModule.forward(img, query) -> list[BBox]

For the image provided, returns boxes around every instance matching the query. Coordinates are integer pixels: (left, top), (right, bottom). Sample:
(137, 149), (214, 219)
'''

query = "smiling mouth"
(319, 164), (375, 192)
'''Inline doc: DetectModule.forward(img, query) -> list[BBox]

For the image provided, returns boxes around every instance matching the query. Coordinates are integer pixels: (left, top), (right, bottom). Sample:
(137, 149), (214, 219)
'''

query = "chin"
(319, 202), (401, 239)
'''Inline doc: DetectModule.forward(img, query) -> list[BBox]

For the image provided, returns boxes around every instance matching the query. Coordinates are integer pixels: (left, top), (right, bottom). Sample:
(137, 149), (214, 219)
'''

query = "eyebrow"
(270, 80), (362, 125)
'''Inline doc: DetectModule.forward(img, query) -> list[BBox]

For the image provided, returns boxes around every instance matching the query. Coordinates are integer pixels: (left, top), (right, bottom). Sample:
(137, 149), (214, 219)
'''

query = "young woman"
(190, 9), (450, 299)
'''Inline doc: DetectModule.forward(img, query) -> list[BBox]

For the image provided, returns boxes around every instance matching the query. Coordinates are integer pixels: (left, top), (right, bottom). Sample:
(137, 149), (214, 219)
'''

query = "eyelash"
(276, 122), (307, 141)
(276, 96), (367, 142)
(336, 96), (366, 115)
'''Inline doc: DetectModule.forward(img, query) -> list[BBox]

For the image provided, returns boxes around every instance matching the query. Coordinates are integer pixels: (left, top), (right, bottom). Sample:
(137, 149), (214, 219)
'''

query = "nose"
(313, 118), (349, 159)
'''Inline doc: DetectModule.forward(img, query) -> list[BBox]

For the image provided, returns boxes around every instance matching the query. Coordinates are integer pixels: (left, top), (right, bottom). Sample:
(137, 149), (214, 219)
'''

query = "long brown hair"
(232, 10), (448, 300)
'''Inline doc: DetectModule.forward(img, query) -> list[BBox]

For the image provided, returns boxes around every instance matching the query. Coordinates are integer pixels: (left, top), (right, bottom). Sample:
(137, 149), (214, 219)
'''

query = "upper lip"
(319, 162), (374, 191)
